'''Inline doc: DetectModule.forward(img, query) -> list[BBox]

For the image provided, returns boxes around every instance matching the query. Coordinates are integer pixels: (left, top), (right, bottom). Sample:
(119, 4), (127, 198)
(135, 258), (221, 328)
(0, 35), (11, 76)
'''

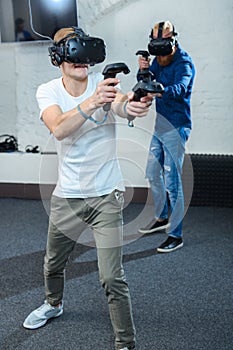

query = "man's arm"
(160, 61), (194, 100)
(41, 104), (86, 141)
(41, 78), (120, 140)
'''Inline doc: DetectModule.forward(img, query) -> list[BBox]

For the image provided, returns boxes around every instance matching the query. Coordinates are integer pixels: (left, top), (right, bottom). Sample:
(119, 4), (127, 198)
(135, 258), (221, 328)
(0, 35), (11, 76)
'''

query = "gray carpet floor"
(0, 198), (232, 350)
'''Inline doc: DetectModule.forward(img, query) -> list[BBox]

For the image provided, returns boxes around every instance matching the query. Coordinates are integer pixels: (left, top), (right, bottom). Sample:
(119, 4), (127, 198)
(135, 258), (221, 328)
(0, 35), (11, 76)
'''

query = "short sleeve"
(36, 81), (60, 119)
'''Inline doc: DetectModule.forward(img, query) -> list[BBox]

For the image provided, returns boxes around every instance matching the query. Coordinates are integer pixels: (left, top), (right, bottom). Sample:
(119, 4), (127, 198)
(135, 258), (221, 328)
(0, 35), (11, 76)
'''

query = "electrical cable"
(28, 0), (53, 41)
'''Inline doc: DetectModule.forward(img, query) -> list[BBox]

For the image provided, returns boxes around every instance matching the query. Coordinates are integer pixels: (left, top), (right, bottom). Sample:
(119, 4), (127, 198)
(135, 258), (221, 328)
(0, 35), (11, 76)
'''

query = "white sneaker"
(23, 300), (63, 329)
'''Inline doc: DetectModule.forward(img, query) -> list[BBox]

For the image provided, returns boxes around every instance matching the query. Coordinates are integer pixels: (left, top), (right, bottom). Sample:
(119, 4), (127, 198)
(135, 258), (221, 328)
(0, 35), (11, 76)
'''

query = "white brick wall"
(0, 44), (17, 134)
(0, 0), (232, 184)
(78, 0), (128, 26)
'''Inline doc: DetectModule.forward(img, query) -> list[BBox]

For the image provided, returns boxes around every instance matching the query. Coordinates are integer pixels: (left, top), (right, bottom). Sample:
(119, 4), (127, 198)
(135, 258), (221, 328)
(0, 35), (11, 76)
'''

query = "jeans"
(44, 191), (135, 350)
(146, 125), (190, 238)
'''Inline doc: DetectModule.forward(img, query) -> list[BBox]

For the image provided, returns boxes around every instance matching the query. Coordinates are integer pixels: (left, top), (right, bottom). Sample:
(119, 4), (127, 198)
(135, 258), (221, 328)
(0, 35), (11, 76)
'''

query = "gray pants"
(44, 191), (135, 350)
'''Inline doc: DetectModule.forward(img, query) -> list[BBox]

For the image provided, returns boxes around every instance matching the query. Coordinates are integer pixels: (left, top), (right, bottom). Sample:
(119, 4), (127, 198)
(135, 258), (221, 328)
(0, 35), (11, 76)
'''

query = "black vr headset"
(148, 21), (177, 56)
(48, 27), (106, 66)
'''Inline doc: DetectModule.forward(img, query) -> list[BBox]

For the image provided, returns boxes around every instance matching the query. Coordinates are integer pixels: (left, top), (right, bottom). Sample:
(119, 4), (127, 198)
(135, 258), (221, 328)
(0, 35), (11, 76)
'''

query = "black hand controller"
(136, 50), (151, 81)
(102, 63), (130, 112)
(127, 50), (164, 127)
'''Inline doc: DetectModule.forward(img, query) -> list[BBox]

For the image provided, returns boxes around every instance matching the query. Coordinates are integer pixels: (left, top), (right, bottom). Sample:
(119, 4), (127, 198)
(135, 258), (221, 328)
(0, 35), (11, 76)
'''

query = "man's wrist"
(77, 104), (92, 121)
(123, 100), (129, 116)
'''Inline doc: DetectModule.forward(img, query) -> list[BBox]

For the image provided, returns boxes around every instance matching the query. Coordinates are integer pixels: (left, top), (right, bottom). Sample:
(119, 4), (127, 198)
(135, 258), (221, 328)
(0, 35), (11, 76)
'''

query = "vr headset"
(49, 27), (106, 66)
(148, 21), (177, 56)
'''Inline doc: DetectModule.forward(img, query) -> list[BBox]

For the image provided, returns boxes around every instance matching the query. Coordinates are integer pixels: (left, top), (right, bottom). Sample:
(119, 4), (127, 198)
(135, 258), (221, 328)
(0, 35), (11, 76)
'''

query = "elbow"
(42, 116), (66, 141)
(52, 127), (66, 141)
(54, 134), (64, 142)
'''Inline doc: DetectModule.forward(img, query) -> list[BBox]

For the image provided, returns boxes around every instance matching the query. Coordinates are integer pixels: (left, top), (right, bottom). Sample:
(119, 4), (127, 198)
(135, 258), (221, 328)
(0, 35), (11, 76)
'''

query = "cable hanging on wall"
(28, 0), (53, 41)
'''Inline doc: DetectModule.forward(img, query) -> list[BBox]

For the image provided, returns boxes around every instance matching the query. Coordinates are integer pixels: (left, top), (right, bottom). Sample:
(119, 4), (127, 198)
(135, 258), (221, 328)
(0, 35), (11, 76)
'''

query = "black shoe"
(157, 236), (183, 253)
(138, 218), (170, 234)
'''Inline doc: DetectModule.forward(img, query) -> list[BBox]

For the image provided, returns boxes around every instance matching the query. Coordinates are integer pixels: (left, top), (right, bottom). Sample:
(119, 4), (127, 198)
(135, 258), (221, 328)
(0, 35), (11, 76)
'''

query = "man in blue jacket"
(138, 20), (195, 253)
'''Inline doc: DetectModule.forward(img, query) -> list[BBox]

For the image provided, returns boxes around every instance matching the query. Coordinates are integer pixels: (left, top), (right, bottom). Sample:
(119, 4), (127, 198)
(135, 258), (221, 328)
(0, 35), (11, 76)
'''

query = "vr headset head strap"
(172, 24), (178, 37)
(150, 22), (164, 39)
(56, 27), (87, 46)
(150, 21), (177, 40)
(158, 22), (164, 38)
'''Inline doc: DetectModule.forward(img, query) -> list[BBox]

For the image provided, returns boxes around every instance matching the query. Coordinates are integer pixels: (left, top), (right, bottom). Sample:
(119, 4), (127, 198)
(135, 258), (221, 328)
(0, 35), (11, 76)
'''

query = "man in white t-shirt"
(22, 27), (153, 350)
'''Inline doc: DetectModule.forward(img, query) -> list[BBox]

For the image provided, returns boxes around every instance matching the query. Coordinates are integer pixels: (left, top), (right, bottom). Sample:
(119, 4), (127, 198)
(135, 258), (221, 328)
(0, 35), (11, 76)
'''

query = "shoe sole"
(157, 242), (183, 253)
(23, 309), (63, 330)
(138, 223), (170, 234)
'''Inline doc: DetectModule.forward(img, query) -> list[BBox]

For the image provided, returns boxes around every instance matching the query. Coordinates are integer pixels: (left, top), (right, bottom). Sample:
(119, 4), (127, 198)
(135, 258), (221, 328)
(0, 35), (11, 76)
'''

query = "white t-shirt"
(36, 72), (125, 198)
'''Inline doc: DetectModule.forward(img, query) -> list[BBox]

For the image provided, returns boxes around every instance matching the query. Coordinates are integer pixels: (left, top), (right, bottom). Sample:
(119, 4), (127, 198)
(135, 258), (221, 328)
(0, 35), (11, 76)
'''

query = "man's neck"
(62, 76), (88, 97)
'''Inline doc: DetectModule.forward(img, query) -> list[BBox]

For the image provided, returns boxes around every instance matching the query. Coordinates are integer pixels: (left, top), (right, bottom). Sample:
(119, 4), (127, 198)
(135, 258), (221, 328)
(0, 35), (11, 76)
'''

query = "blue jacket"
(137, 44), (195, 129)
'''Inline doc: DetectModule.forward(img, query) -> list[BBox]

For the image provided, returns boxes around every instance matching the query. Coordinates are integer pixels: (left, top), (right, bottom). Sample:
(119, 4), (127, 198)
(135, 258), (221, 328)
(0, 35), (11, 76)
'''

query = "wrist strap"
(77, 104), (108, 125)
(123, 100), (135, 127)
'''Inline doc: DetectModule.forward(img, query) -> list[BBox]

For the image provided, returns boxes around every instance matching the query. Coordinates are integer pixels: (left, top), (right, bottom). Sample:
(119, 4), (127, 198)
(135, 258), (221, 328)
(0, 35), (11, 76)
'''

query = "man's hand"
(90, 78), (120, 109)
(138, 56), (151, 70)
(125, 91), (153, 118)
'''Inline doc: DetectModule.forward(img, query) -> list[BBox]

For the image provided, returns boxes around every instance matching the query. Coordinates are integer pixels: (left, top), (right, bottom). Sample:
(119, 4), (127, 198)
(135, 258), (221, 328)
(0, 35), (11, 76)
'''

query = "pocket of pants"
(97, 190), (124, 214)
(114, 190), (124, 209)
(179, 127), (190, 142)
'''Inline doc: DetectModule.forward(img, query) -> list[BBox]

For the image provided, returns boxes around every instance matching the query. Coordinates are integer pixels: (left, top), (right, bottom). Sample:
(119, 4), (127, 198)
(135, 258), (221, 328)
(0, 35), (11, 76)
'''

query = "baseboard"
(0, 154), (232, 207)
(0, 183), (149, 202)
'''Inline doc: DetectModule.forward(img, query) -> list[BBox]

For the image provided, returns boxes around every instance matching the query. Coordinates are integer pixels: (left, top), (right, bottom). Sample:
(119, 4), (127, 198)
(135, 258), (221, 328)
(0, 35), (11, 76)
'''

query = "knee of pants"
(148, 176), (164, 188)
(100, 275), (129, 299)
(44, 253), (66, 277)
(164, 169), (182, 192)
(146, 163), (164, 185)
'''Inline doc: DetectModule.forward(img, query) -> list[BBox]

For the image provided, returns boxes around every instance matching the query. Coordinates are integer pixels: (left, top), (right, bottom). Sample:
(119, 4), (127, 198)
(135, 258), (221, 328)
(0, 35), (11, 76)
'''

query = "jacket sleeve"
(162, 61), (194, 101)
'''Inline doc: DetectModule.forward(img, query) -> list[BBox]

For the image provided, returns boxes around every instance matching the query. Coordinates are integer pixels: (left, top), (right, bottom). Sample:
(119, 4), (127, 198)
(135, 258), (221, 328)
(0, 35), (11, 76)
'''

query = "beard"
(156, 54), (174, 66)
